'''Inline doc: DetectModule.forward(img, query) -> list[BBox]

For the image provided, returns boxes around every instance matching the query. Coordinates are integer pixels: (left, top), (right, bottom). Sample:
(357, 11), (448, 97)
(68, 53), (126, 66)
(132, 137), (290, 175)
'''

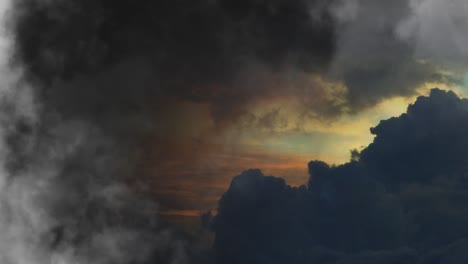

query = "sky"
(129, 0), (468, 217)
(1, 0), (468, 263)
(151, 88), (436, 217)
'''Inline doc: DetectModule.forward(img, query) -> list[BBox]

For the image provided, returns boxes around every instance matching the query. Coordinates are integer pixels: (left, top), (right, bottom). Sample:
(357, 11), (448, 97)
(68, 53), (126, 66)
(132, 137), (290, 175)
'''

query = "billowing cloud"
(0, 72), (192, 263)
(397, 0), (468, 67)
(329, 0), (460, 111)
(10, 0), (337, 126)
(10, 0), (461, 129)
(3, 0), (468, 263)
(213, 89), (468, 263)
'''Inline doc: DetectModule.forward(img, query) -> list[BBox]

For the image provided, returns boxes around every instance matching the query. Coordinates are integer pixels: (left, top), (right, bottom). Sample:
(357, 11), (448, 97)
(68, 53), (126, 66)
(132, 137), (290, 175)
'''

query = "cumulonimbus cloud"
(213, 89), (468, 264)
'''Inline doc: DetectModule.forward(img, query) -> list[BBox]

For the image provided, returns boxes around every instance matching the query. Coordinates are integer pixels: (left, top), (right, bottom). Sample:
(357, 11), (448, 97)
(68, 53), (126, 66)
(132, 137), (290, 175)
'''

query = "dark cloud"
(4, 0), (468, 262)
(2, 0), (338, 262)
(10, 0), (459, 129)
(329, 0), (457, 110)
(13, 0), (335, 81)
(11, 0), (336, 125)
(359, 89), (468, 186)
(3, 4), (339, 259)
(213, 89), (468, 263)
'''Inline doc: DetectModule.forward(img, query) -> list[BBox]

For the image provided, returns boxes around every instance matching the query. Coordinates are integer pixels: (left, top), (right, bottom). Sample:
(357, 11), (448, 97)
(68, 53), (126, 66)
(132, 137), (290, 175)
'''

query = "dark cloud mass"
(329, 0), (455, 110)
(10, 0), (455, 125)
(14, 0), (336, 80)
(213, 89), (468, 264)
(2, 0), (338, 262)
(2, 0), (468, 263)
(12, 0), (336, 124)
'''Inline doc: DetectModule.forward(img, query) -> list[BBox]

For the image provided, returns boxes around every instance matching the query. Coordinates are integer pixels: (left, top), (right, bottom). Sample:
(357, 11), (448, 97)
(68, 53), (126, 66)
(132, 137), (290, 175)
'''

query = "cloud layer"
(10, 0), (462, 128)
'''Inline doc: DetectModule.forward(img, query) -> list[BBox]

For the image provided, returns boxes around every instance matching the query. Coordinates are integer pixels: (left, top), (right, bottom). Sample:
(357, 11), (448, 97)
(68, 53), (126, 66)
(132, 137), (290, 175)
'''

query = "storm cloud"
(9, 0), (459, 127)
(11, 0), (337, 125)
(213, 89), (468, 264)
(2, 0), (468, 263)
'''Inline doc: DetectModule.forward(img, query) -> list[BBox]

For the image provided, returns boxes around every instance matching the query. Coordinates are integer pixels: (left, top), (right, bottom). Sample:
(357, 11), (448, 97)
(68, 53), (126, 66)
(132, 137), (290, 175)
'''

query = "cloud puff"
(213, 89), (468, 263)
(359, 89), (468, 186)
(396, 0), (468, 67)
(329, 0), (455, 111)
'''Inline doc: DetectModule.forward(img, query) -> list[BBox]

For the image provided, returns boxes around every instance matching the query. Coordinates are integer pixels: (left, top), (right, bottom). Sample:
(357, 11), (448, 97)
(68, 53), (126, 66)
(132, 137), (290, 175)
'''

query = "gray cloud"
(0, 93), (191, 263)
(0, 5), (191, 264)
(8, 0), (463, 131)
(2, 0), (468, 263)
(329, 0), (458, 111)
(7, 0), (462, 137)
(397, 0), (468, 68)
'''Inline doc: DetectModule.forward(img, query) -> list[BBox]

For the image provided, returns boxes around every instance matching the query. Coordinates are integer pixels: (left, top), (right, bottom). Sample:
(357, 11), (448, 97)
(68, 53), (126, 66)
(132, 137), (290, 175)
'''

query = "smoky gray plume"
(0, 87), (191, 263)
(0, 3), (191, 264)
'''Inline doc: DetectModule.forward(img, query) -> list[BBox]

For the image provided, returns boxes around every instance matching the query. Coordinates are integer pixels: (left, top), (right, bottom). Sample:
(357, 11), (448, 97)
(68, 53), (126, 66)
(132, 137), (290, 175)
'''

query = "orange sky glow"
(146, 86), (452, 219)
